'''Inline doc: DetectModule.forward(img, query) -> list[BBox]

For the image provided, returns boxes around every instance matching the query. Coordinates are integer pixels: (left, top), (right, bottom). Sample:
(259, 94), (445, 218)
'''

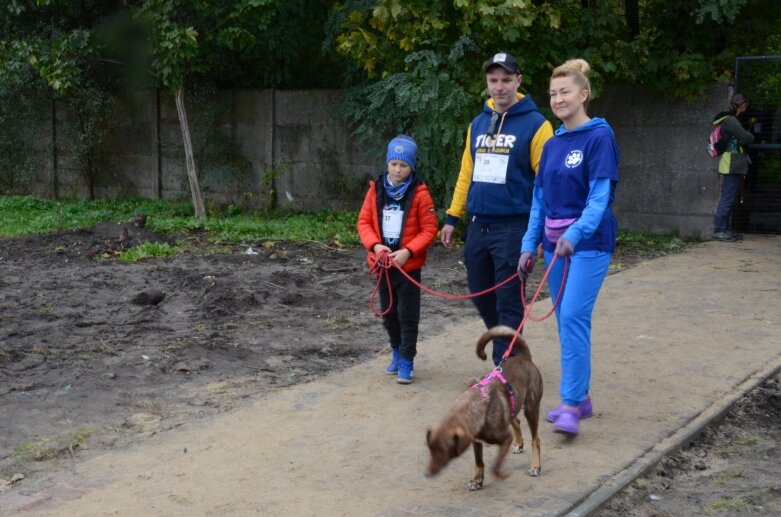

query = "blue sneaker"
(397, 358), (414, 384)
(385, 349), (400, 375)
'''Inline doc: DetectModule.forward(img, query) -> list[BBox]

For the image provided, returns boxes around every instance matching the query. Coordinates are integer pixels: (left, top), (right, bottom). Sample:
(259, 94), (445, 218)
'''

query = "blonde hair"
(551, 58), (592, 105)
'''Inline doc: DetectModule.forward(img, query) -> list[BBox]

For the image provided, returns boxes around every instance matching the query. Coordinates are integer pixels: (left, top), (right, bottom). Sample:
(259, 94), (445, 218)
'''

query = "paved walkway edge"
(567, 355), (781, 517)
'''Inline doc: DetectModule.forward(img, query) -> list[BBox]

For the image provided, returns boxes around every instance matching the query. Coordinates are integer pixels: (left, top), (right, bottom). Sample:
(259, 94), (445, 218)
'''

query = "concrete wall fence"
(34, 89), (376, 212)
(25, 84), (727, 237)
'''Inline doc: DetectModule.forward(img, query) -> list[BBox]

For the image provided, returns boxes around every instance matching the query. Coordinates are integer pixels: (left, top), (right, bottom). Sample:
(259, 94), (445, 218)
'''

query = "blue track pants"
(544, 250), (611, 407)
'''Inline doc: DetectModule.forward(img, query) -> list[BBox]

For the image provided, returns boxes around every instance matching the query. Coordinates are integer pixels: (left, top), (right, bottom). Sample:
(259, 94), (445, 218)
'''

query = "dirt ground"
(1, 221), (779, 515)
(0, 220), (482, 488)
(597, 372), (781, 516)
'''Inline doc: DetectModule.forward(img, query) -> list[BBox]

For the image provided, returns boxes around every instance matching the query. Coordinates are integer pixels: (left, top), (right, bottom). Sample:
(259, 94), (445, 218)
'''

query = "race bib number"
(473, 153), (509, 184)
(382, 209), (403, 240)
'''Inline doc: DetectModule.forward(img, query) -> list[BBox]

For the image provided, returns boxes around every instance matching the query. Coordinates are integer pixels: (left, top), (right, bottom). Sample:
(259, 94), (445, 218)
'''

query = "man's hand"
(517, 252), (535, 281)
(440, 224), (455, 247)
(554, 238), (574, 257)
(390, 248), (412, 267)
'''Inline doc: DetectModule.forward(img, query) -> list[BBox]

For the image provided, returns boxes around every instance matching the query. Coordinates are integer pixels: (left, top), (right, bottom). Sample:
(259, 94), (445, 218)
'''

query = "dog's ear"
(452, 426), (472, 456)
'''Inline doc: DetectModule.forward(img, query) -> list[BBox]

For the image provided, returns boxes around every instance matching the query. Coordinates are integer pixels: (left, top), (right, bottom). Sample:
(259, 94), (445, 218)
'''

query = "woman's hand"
(554, 238), (574, 257)
(517, 252), (535, 281)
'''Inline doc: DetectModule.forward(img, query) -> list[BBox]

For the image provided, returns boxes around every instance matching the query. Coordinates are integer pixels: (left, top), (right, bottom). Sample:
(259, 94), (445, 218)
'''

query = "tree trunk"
(87, 151), (96, 200)
(625, 0), (640, 38)
(175, 86), (205, 218)
(52, 99), (59, 200)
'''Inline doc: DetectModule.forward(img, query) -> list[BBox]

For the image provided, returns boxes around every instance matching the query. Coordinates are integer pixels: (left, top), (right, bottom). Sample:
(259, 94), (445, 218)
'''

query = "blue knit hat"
(386, 135), (417, 170)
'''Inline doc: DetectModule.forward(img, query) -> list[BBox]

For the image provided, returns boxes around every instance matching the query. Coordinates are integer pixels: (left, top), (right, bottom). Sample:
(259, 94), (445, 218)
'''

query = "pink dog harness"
(471, 369), (518, 416)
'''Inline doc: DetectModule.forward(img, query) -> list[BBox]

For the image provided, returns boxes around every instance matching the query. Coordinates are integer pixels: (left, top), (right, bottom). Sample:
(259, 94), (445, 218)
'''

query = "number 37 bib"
(473, 153), (509, 184)
(382, 209), (403, 240)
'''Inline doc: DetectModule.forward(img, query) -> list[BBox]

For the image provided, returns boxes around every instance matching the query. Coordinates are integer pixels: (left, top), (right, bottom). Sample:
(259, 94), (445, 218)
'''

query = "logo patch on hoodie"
(476, 134), (516, 150)
(565, 150), (584, 168)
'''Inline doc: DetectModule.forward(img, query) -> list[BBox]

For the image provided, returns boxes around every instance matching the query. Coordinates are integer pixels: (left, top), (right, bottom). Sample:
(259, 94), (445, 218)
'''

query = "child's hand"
(390, 248), (411, 267)
(373, 244), (391, 255)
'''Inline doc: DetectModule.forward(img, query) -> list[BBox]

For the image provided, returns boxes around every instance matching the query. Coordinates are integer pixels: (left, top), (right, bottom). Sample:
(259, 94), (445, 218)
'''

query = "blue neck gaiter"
(384, 173), (414, 201)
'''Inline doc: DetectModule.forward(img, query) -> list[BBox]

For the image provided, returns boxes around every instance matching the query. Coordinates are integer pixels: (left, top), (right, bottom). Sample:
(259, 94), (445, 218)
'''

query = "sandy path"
(3, 236), (780, 516)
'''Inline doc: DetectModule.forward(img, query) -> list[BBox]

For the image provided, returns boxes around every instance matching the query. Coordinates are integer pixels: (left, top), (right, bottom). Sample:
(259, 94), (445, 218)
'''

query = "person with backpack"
(711, 93), (755, 242)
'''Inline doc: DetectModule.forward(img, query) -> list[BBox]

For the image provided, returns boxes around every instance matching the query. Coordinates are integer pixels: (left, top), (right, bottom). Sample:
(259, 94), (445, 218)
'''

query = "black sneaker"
(713, 231), (737, 242)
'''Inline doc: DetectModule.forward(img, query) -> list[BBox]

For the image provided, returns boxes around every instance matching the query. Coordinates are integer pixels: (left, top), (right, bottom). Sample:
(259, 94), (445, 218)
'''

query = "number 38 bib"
(473, 153), (509, 184)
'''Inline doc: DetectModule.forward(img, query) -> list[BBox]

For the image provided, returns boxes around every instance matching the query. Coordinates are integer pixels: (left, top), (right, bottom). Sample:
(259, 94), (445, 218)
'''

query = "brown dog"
(425, 325), (543, 490)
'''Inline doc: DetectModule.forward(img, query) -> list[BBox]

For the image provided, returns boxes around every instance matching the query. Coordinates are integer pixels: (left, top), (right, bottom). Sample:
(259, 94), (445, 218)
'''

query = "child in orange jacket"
(357, 135), (437, 384)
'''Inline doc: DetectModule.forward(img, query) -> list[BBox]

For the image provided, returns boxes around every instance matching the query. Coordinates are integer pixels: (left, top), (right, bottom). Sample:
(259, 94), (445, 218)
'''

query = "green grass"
(713, 469), (747, 485)
(702, 496), (751, 515)
(118, 242), (177, 262)
(720, 435), (761, 456)
(1, 196), (693, 260)
(13, 440), (56, 461)
(0, 196), (192, 236)
(12, 428), (93, 462)
(616, 228), (693, 259)
(0, 195), (360, 244)
(67, 428), (91, 448)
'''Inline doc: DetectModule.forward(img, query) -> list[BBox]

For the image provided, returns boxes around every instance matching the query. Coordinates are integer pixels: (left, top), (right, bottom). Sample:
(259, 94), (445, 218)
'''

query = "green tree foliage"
(0, 1), (345, 211)
(0, 70), (48, 194)
(132, 1), (271, 217)
(335, 1), (563, 207)
(334, 0), (781, 207)
(0, 1), (133, 199)
(2, 0), (779, 211)
(341, 41), (483, 206)
(132, 0), (279, 91)
(218, 0), (354, 89)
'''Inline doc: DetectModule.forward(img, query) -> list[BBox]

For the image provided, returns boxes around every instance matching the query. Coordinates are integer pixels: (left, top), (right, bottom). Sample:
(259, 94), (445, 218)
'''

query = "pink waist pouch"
(544, 217), (577, 243)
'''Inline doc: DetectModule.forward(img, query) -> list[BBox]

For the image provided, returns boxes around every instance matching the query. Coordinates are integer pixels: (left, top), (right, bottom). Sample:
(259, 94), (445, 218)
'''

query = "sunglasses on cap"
(487, 111), (500, 137)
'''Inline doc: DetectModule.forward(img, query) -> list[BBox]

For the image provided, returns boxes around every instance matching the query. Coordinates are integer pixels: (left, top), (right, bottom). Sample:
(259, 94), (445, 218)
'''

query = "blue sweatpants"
(544, 250), (611, 407)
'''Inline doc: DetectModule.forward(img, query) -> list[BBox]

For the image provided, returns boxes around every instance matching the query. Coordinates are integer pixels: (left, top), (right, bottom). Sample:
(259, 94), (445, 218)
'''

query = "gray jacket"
(718, 115), (754, 175)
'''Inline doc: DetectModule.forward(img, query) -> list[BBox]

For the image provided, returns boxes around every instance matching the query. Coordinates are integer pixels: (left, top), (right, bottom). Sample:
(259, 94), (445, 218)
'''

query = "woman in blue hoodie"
(517, 59), (620, 437)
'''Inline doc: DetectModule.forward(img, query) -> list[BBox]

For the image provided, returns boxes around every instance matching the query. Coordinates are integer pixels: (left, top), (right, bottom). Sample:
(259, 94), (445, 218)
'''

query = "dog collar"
(471, 369), (517, 416)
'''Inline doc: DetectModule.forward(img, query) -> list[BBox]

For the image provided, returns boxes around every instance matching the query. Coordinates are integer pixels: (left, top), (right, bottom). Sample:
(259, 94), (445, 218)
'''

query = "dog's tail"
(476, 325), (532, 361)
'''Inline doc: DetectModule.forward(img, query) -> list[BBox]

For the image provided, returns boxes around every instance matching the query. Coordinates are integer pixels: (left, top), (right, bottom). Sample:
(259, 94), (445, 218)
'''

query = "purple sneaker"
(553, 407), (579, 436)
(546, 397), (593, 423)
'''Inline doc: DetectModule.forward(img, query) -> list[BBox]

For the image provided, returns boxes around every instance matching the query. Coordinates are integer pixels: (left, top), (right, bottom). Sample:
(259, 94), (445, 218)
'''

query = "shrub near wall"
(0, 79), (50, 195)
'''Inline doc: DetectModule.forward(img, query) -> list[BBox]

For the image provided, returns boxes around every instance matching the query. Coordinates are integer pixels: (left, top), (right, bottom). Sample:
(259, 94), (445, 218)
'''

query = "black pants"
(463, 217), (526, 365)
(379, 268), (421, 360)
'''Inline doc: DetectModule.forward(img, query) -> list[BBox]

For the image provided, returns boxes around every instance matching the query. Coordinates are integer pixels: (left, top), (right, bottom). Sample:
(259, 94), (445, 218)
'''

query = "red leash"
(369, 250), (570, 397)
(500, 255), (568, 363)
(368, 250), (519, 317)
(368, 250), (568, 329)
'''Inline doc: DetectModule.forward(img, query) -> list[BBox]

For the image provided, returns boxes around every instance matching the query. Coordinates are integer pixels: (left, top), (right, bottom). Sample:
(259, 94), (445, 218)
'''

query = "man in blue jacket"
(440, 52), (553, 365)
